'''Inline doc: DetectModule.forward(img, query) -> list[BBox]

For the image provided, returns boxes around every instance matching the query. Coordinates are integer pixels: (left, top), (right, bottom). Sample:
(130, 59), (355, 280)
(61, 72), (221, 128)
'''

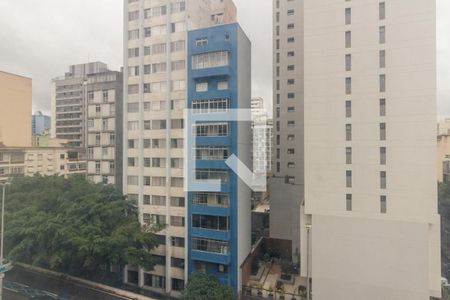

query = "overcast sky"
(0, 0), (448, 118)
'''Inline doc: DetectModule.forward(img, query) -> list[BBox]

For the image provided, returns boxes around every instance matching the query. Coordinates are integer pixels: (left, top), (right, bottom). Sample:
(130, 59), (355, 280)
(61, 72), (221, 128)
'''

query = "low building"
(0, 146), (86, 183)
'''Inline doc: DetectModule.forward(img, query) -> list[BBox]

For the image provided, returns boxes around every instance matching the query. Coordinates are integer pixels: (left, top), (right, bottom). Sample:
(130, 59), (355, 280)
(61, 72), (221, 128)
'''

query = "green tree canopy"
(3, 175), (160, 278)
(183, 273), (235, 300)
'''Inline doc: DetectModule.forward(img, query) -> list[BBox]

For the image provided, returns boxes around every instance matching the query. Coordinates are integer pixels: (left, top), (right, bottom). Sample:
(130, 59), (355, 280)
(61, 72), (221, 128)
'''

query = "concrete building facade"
(32, 111), (51, 136)
(186, 23), (251, 292)
(0, 71), (32, 147)
(123, 0), (237, 297)
(0, 146), (86, 183)
(51, 62), (108, 148)
(299, 0), (440, 299)
(86, 70), (123, 189)
(251, 97), (273, 175)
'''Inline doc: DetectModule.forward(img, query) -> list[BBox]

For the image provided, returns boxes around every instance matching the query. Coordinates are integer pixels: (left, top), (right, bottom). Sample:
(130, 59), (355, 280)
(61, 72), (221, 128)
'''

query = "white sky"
(0, 0), (448, 118)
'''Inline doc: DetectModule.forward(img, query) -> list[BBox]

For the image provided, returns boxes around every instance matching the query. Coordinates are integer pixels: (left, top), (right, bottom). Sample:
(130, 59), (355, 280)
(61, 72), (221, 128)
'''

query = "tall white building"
(123, 0), (236, 297)
(274, 0), (441, 299)
(251, 97), (272, 174)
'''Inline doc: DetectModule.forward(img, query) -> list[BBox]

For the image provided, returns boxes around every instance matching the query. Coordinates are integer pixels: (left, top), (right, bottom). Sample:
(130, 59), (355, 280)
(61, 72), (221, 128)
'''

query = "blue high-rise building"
(187, 23), (252, 292)
(32, 111), (51, 135)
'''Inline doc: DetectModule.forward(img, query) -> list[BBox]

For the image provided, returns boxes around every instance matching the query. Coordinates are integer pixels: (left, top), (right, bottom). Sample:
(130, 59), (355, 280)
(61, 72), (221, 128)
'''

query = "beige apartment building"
(274, 0), (440, 299)
(123, 0), (236, 297)
(0, 71), (32, 147)
(298, 0), (440, 299)
(0, 146), (86, 183)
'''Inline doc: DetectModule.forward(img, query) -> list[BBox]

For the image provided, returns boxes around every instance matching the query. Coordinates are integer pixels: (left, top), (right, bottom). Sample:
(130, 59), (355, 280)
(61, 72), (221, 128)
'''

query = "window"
(195, 169), (228, 182)
(143, 82), (167, 93)
(346, 124), (352, 141)
(87, 91), (94, 102)
(171, 60), (185, 71)
(171, 99), (185, 110)
(192, 238), (229, 255)
(144, 274), (166, 289)
(171, 1), (186, 13)
(193, 193), (229, 207)
(276, 39), (280, 50)
(196, 38), (208, 46)
(380, 171), (386, 189)
(346, 170), (352, 188)
(346, 194), (352, 211)
(171, 257), (185, 271)
(287, 79), (295, 85)
(145, 43), (166, 55)
(151, 196), (166, 206)
(345, 31), (351, 48)
(345, 54), (351, 71)
(171, 158), (183, 168)
(171, 40), (185, 52)
(287, 23), (294, 29)
(379, 2), (385, 20)
(380, 147), (386, 165)
(287, 120), (295, 127)
(128, 29), (139, 40)
(217, 81), (229, 90)
(346, 147), (352, 164)
(287, 65), (295, 71)
(287, 37), (295, 43)
(192, 51), (229, 69)
(287, 148), (295, 154)
(128, 84), (139, 94)
(287, 134), (295, 141)
(192, 215), (228, 231)
(345, 77), (352, 94)
(287, 9), (294, 16)
(171, 80), (186, 91)
(144, 5), (167, 18)
(170, 216), (185, 227)
(152, 177), (166, 186)
(171, 138), (184, 148)
(287, 162), (295, 168)
(195, 146), (229, 160)
(380, 74), (386, 92)
(380, 123), (386, 140)
(171, 21), (185, 33)
(144, 176), (151, 186)
(287, 93), (295, 99)
(171, 237), (185, 247)
(128, 48), (139, 58)
(193, 123), (229, 137)
(345, 7), (351, 25)
(127, 103), (139, 113)
(128, 10), (139, 21)
(379, 50), (386, 68)
(380, 195), (387, 213)
(287, 51), (295, 57)
(128, 66), (139, 77)
(380, 98), (386, 116)
(287, 106), (295, 112)
(128, 157), (137, 167)
(170, 197), (185, 207)
(127, 176), (138, 185)
(171, 177), (184, 187)
(144, 157), (151, 167)
(196, 82), (208, 92)
(379, 26), (386, 44)
(346, 100), (352, 118)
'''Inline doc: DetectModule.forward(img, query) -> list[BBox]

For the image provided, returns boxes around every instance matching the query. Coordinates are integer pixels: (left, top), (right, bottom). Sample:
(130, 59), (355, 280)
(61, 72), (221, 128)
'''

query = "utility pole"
(0, 184), (5, 300)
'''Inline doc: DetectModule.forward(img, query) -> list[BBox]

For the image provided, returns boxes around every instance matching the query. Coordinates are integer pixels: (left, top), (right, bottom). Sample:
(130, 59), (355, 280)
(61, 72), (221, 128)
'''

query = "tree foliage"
(3, 175), (160, 278)
(183, 273), (235, 300)
(440, 182), (450, 279)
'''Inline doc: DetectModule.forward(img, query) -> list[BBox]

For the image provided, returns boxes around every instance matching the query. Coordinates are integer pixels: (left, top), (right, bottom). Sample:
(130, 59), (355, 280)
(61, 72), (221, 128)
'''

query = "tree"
(3, 175), (161, 279)
(440, 182), (450, 280)
(183, 273), (236, 300)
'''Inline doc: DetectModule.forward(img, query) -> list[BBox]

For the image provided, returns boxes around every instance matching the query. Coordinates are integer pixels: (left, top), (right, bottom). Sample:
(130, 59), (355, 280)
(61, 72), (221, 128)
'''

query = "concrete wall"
(0, 71), (32, 147)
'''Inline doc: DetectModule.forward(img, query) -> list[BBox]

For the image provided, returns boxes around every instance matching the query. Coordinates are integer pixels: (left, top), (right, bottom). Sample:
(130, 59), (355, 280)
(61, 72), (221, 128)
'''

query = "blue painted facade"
(32, 111), (51, 135)
(187, 23), (250, 292)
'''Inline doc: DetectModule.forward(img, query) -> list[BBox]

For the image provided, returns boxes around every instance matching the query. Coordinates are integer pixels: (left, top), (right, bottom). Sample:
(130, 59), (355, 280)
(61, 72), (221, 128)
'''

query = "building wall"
(0, 71), (32, 147)
(186, 23), (251, 292)
(86, 71), (123, 190)
(123, 0), (237, 296)
(0, 147), (86, 183)
(32, 112), (51, 136)
(303, 0), (440, 298)
(270, 0), (304, 258)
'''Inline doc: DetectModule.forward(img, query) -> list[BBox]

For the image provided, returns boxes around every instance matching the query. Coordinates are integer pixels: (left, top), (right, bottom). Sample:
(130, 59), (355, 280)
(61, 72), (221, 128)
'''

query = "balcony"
(191, 249), (230, 265)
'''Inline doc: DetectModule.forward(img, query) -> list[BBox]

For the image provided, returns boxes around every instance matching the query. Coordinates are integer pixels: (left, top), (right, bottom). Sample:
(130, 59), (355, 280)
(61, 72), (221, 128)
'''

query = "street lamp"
(306, 224), (312, 300)
(0, 182), (11, 300)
